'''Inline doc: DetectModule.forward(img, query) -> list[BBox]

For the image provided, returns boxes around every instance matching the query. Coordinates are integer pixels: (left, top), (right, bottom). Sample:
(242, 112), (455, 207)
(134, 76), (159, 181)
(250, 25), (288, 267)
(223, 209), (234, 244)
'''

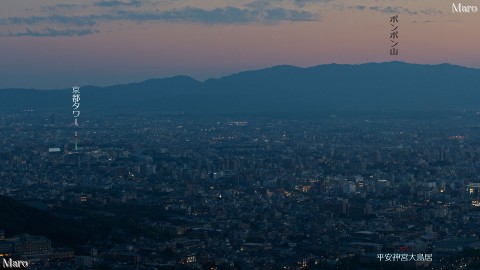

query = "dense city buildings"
(2, 111), (480, 269)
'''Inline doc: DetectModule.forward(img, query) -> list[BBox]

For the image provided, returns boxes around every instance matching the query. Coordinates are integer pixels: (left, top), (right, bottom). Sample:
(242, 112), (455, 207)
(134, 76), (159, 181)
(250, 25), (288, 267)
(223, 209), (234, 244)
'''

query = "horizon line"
(0, 61), (473, 91)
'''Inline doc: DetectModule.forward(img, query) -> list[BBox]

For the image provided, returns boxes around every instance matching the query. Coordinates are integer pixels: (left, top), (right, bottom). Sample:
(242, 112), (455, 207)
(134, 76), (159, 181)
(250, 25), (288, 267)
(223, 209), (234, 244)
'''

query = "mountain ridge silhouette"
(1, 62), (479, 113)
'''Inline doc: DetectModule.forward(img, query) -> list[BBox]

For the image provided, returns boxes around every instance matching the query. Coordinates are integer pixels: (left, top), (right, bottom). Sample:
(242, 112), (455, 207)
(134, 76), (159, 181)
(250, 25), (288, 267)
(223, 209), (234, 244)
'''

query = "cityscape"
(1, 0), (480, 269)
(2, 110), (480, 269)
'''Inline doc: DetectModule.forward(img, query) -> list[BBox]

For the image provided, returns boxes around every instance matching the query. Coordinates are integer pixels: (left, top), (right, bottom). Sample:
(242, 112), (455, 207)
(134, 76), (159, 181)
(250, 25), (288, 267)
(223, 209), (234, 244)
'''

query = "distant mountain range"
(1, 62), (480, 113)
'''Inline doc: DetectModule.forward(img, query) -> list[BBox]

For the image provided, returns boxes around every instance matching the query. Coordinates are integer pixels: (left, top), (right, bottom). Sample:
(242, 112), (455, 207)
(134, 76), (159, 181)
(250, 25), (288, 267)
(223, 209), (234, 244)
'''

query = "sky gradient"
(0, 0), (478, 89)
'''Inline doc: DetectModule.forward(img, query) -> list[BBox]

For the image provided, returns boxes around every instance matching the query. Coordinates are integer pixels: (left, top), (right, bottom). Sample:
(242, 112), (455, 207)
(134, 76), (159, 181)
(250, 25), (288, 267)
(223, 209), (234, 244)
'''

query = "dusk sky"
(0, 0), (479, 89)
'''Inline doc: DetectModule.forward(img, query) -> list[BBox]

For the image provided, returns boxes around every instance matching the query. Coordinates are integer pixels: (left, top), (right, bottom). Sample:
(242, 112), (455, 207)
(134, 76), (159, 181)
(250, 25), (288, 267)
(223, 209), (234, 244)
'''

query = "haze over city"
(4, 1), (480, 269)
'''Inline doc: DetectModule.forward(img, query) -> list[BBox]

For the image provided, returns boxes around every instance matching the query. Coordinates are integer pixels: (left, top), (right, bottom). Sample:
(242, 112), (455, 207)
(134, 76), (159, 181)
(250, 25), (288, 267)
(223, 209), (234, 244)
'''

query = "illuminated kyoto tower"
(74, 131), (78, 151)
